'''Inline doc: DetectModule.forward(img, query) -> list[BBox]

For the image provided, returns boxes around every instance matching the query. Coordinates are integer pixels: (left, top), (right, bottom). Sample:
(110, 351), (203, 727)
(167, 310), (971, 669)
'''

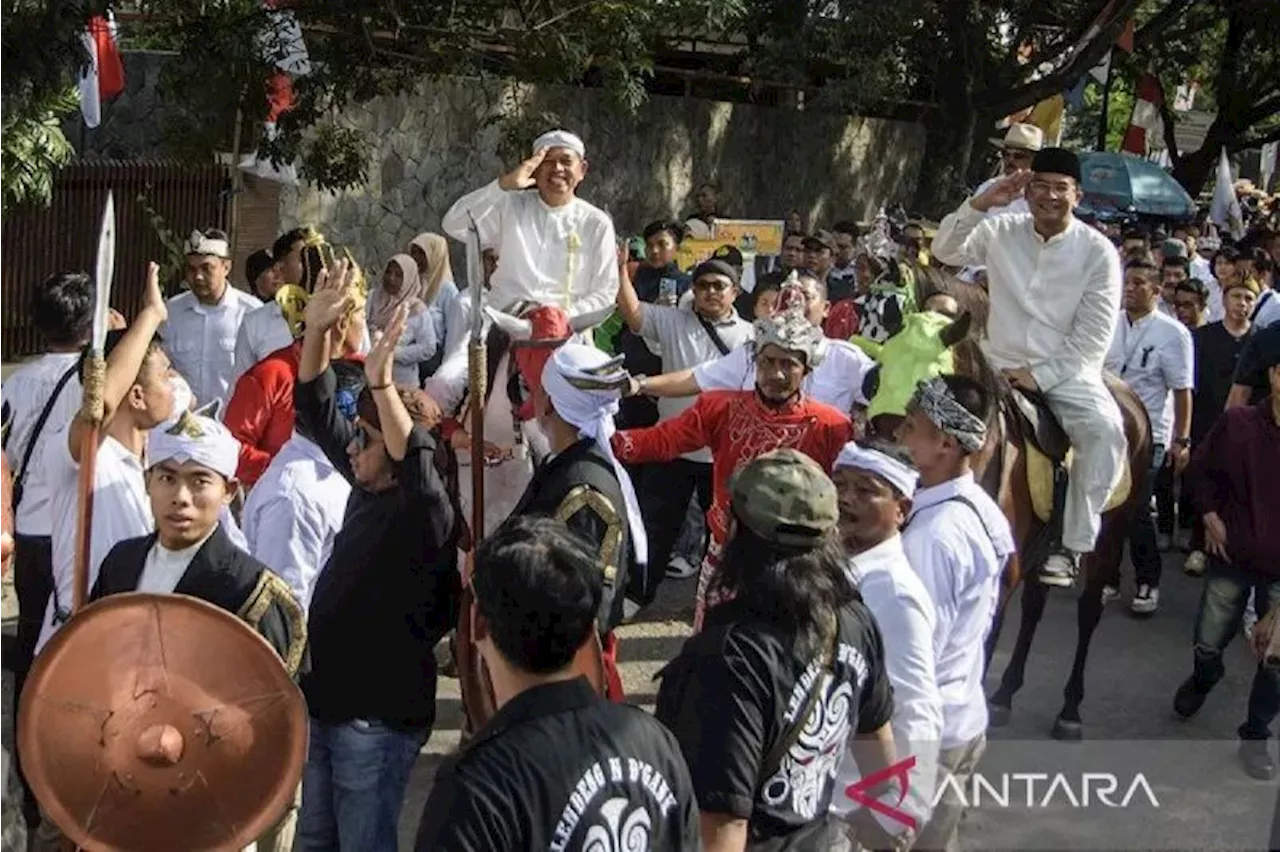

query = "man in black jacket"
(292, 262), (464, 852)
(415, 516), (699, 850)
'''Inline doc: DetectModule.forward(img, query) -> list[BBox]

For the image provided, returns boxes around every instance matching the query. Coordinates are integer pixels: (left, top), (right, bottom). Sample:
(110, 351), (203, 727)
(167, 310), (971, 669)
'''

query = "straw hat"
(989, 123), (1044, 152)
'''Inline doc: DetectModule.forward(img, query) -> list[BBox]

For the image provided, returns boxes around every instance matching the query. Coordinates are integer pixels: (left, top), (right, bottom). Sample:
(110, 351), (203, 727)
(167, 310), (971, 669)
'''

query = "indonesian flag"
(78, 14), (125, 129)
(1121, 73), (1166, 156)
(240, 0), (311, 184)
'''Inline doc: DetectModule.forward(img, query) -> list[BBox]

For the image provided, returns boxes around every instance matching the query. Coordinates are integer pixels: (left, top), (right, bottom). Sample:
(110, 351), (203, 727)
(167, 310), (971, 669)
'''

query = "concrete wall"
(281, 78), (926, 276)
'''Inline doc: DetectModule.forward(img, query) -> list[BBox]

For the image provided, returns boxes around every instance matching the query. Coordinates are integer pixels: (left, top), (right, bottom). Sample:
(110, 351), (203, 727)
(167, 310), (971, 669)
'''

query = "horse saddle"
(1011, 388), (1132, 524)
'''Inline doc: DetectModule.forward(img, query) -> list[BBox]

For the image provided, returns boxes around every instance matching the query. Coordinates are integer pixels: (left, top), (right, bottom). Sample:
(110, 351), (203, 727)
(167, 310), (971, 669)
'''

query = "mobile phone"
(659, 277), (678, 302)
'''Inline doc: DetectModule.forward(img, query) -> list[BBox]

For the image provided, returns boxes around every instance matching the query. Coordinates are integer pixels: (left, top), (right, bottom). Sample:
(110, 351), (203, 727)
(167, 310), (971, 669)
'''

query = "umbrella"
(1077, 151), (1197, 219)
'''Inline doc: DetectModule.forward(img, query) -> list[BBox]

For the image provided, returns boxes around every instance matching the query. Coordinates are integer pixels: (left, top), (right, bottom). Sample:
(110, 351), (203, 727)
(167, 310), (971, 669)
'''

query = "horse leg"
(988, 577), (1050, 726)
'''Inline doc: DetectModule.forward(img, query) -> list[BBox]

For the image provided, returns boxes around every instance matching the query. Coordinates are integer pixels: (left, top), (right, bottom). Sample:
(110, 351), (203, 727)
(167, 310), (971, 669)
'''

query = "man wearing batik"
(613, 307), (854, 629)
(509, 343), (649, 699)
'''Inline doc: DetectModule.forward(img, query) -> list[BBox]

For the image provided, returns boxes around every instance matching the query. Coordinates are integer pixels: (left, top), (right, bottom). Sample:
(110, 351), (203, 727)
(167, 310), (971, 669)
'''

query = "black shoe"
(1239, 740), (1276, 780)
(1173, 677), (1209, 719)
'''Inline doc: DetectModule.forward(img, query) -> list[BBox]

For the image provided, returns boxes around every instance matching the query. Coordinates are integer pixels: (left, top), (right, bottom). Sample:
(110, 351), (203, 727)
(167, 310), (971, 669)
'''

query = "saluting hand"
(140, 262), (167, 323)
(972, 171), (1032, 212)
(304, 259), (356, 333)
(499, 147), (548, 191)
(365, 302), (410, 388)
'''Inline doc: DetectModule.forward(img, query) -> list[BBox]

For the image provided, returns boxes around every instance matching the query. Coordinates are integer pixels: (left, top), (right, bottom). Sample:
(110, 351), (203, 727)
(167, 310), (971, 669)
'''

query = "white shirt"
(37, 429), (153, 653)
(831, 534), (943, 833)
(1, 352), (83, 536)
(973, 175), (1030, 216)
(233, 301), (294, 382)
(442, 180), (619, 318)
(692, 337), (875, 416)
(641, 305), (754, 462)
(161, 285), (263, 407)
(137, 530), (215, 594)
(1104, 309), (1194, 447)
(242, 434), (350, 611)
(1254, 289), (1280, 329)
(902, 473), (1015, 748)
(392, 307), (438, 387)
(933, 203), (1122, 392)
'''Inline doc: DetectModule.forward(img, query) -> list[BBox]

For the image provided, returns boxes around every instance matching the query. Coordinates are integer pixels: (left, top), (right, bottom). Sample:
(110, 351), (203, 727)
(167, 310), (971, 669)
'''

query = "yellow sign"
(675, 239), (723, 272)
(712, 219), (786, 256)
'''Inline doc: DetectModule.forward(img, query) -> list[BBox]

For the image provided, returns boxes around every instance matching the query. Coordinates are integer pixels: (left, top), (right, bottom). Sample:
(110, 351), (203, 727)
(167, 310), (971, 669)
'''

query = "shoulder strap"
(12, 361), (80, 508)
(757, 629), (840, 788)
(912, 493), (998, 550)
(1253, 289), (1274, 321)
(695, 313), (733, 356)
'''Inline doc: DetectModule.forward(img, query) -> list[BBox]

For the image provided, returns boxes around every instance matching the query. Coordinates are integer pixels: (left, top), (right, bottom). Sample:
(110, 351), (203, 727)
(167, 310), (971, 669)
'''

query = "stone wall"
(281, 78), (926, 278)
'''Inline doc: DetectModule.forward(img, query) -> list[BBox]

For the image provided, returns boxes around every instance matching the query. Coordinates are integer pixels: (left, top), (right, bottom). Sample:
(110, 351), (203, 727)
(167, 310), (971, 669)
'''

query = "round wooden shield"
(18, 593), (308, 852)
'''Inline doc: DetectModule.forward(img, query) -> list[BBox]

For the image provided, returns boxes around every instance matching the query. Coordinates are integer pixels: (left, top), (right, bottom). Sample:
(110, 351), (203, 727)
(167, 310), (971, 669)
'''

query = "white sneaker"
(1184, 551), (1207, 576)
(665, 555), (698, 579)
(1101, 585), (1121, 605)
(1040, 552), (1079, 587)
(1131, 584), (1160, 615)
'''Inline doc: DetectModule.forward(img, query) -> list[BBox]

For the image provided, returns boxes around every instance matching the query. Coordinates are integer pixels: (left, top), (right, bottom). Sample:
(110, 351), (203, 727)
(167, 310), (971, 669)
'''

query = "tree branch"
(1233, 123), (1280, 151)
(1156, 84), (1183, 164)
(1240, 93), (1280, 129)
(1132, 0), (1195, 53)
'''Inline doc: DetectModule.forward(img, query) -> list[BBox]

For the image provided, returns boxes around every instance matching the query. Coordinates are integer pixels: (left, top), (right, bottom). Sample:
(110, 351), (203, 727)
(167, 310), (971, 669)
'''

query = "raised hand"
(141, 262), (167, 322)
(499, 147), (548, 191)
(304, 259), (356, 333)
(365, 302), (410, 387)
(972, 171), (1032, 212)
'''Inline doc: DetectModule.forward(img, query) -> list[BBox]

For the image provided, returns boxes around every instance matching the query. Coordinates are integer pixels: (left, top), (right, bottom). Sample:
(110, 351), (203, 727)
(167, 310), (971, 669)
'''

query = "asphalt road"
(3, 550), (1275, 850)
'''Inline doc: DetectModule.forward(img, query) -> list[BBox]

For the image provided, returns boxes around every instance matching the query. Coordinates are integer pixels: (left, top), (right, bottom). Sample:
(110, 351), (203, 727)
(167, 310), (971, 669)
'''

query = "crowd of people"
(2, 121), (1279, 851)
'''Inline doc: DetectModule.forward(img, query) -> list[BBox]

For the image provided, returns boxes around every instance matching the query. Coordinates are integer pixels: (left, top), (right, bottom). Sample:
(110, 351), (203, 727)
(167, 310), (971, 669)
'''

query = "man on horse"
(507, 342), (648, 700)
(932, 147), (1126, 587)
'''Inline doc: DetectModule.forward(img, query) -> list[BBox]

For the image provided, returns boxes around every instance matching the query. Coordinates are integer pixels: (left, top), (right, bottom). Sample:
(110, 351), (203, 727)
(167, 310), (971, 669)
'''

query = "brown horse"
(866, 266), (1153, 739)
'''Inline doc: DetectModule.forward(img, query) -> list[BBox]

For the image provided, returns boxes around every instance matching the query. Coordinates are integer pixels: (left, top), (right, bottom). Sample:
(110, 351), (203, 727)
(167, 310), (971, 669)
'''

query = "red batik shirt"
(612, 389), (853, 627)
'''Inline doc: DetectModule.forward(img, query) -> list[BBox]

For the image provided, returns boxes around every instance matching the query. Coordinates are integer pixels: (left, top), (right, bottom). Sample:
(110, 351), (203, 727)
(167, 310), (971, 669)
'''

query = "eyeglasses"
(1028, 180), (1075, 198)
(693, 277), (733, 292)
(352, 421), (382, 452)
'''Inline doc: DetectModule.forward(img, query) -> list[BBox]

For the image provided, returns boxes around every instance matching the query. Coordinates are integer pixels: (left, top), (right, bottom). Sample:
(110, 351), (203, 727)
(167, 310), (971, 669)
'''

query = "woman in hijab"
(408, 233), (461, 378)
(371, 254), (437, 387)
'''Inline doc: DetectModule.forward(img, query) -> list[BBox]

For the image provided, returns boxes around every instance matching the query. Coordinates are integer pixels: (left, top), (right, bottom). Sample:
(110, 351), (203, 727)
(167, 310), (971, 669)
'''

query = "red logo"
(844, 756), (918, 830)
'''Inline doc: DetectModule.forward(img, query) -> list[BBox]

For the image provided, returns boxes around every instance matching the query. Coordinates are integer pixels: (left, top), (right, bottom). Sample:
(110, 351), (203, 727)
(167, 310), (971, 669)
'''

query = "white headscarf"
(834, 442), (919, 498)
(540, 344), (647, 567)
(533, 129), (586, 158)
(147, 410), (249, 550)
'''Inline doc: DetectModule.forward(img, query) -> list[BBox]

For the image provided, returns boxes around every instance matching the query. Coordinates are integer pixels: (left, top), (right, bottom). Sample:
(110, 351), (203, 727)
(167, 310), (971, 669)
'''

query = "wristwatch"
(1173, 437), (1192, 448)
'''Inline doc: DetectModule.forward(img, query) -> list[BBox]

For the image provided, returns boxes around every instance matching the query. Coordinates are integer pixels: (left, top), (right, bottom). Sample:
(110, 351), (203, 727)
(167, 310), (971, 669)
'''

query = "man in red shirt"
(613, 305), (853, 629)
(1173, 341), (1280, 780)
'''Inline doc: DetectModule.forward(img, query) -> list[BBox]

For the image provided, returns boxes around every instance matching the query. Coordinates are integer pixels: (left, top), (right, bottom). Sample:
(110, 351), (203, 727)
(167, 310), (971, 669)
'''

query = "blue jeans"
(295, 718), (428, 852)
(1127, 444), (1166, 588)
(674, 492), (707, 564)
(1190, 561), (1280, 740)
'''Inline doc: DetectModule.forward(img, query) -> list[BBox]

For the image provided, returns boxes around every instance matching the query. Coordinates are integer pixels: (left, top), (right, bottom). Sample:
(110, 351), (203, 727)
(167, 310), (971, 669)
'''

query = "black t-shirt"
(415, 677), (700, 851)
(655, 599), (894, 850)
(1192, 321), (1254, 439)
(1233, 323), (1280, 402)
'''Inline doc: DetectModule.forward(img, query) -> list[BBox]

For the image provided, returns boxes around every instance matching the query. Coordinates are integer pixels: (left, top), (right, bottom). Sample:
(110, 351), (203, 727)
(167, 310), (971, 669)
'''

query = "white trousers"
(1041, 375), (1128, 554)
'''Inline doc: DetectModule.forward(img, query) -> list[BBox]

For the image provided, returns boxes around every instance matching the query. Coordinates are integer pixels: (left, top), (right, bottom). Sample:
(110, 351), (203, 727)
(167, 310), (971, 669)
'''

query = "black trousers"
(11, 533), (53, 829)
(629, 459), (713, 605)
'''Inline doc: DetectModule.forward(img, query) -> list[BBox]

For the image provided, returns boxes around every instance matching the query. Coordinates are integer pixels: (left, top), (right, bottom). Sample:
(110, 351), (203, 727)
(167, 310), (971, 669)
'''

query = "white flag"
(1210, 148), (1245, 241)
(1262, 141), (1278, 193)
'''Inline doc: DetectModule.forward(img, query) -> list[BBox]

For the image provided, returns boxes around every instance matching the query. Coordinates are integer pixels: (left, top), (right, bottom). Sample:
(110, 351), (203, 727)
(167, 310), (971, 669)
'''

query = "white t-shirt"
(1104, 309), (1195, 447)
(691, 337), (875, 416)
(160, 286), (263, 408)
(1, 352), (83, 536)
(37, 428), (153, 652)
(137, 531), (215, 594)
(1253, 289), (1280, 329)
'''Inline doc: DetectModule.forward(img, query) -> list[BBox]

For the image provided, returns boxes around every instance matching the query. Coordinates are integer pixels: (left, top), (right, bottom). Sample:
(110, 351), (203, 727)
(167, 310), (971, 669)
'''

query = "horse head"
(864, 309), (971, 439)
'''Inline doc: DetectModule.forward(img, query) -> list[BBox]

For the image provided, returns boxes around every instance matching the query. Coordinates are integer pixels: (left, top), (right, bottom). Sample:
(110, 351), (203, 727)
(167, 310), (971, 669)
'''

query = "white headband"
(540, 344), (647, 567)
(834, 442), (918, 499)
(148, 411), (240, 481)
(532, 129), (586, 159)
(184, 230), (230, 258)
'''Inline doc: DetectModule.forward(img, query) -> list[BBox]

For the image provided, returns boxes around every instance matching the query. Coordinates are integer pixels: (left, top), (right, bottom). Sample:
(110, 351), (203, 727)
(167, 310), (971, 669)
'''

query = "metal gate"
(2, 160), (229, 361)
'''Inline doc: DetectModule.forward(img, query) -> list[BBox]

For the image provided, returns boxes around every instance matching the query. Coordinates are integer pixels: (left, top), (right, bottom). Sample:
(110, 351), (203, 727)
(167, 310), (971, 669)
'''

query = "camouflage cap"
(729, 449), (839, 548)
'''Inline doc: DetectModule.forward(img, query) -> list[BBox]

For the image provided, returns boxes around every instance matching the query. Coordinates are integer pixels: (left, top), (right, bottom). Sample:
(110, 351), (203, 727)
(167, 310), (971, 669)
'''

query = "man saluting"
(932, 148), (1126, 587)
(91, 410), (306, 676)
(442, 129), (619, 320)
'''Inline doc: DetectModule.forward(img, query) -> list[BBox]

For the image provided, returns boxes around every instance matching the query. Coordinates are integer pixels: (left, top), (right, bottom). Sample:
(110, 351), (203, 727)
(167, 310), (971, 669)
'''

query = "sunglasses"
(352, 421), (383, 452)
(693, 277), (733, 292)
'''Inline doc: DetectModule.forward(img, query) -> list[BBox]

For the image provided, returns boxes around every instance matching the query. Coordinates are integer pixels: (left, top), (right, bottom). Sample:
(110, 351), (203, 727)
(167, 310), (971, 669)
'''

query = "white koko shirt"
(161, 285), (263, 407)
(442, 180), (619, 319)
(2, 352), (83, 537)
(902, 472), (1015, 749)
(1105, 308), (1195, 448)
(932, 203), (1123, 392)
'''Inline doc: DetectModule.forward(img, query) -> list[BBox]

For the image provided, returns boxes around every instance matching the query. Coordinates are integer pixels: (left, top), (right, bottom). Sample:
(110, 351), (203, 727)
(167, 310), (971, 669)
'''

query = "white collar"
(151, 525), (217, 560)
(845, 534), (908, 580)
(910, 471), (975, 514)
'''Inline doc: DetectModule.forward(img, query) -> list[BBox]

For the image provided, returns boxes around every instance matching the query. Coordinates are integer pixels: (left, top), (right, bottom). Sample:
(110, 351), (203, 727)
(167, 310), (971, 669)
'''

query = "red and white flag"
(78, 14), (125, 129)
(240, 0), (311, 184)
(1121, 73), (1166, 156)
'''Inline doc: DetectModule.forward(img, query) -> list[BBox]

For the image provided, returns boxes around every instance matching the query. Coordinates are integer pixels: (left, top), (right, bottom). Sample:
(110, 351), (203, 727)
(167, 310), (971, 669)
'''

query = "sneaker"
(1040, 551), (1079, 588)
(1156, 533), (1173, 552)
(1130, 584), (1160, 615)
(1184, 550), (1207, 576)
(1101, 585), (1121, 605)
(665, 555), (698, 579)
(1173, 676), (1209, 719)
(1239, 740), (1276, 781)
